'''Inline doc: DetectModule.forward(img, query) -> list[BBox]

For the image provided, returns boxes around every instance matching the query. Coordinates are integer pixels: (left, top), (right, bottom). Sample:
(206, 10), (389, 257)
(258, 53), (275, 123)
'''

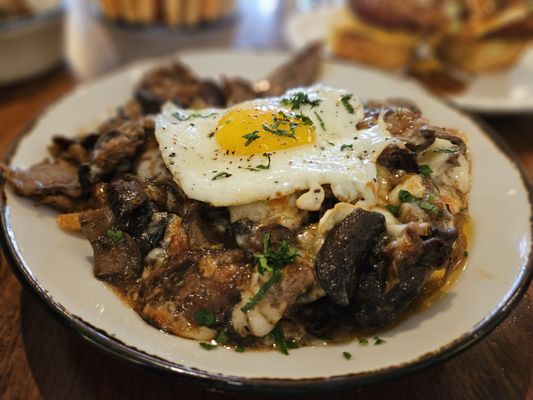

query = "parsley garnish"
(281, 92), (321, 110)
(340, 144), (353, 151)
(434, 147), (456, 154)
(172, 111), (217, 121)
(247, 154), (272, 171)
(176, 279), (185, 287)
(398, 190), (441, 216)
(262, 119), (297, 140)
(313, 111), (325, 130)
(296, 114), (313, 125)
(242, 130), (260, 146)
(106, 229), (125, 245)
(215, 330), (229, 345)
(419, 164), (433, 179)
(342, 351), (352, 360)
(385, 204), (400, 217)
(194, 308), (215, 327)
(271, 325), (298, 355)
(358, 337), (368, 346)
(212, 171), (232, 180)
(340, 93), (354, 114)
(240, 233), (298, 313)
(374, 336), (386, 345)
(199, 342), (217, 350)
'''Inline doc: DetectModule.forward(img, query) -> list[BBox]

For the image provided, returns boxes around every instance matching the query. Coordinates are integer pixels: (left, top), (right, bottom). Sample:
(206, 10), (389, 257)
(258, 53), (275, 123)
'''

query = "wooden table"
(0, 2), (532, 399)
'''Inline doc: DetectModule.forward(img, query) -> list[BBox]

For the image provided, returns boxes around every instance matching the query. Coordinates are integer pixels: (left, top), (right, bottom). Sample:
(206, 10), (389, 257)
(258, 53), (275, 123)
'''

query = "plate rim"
(1, 50), (532, 394)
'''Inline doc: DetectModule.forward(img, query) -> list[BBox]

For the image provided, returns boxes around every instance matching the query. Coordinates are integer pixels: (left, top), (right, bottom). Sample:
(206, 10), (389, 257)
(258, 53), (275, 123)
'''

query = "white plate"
(1, 49), (532, 393)
(285, 8), (533, 114)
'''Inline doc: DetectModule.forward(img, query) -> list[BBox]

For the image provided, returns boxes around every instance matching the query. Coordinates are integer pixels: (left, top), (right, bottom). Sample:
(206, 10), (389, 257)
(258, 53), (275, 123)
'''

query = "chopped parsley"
(419, 164), (433, 179)
(342, 351), (352, 360)
(340, 93), (354, 114)
(270, 325), (298, 355)
(194, 308), (215, 327)
(215, 330), (229, 345)
(398, 190), (442, 216)
(296, 114), (313, 125)
(374, 336), (386, 345)
(358, 337), (369, 346)
(262, 117), (297, 140)
(240, 233), (298, 313)
(242, 130), (260, 146)
(199, 342), (217, 350)
(281, 92), (321, 110)
(172, 111), (217, 121)
(212, 171), (232, 180)
(247, 154), (271, 171)
(176, 279), (185, 288)
(385, 204), (400, 217)
(340, 144), (353, 151)
(106, 229), (125, 245)
(313, 111), (325, 130)
(434, 147), (456, 154)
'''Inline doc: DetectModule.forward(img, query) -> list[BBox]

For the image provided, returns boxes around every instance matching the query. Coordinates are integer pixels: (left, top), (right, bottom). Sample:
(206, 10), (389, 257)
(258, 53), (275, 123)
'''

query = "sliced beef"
(383, 108), (435, 152)
(263, 42), (323, 96)
(138, 248), (252, 339)
(3, 159), (84, 211)
(226, 219), (296, 253)
(182, 203), (231, 248)
(79, 207), (143, 283)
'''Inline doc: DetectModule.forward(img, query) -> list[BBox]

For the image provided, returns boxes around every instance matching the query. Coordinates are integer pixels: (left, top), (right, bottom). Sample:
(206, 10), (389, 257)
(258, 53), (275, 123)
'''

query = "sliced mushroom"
(316, 209), (386, 306)
(377, 144), (419, 173)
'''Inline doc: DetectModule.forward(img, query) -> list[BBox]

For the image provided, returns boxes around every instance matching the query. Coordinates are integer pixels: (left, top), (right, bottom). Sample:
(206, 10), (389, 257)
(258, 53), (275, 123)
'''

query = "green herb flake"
(385, 204), (399, 217)
(340, 144), (353, 152)
(247, 153), (271, 172)
(398, 190), (442, 216)
(176, 280), (185, 288)
(342, 351), (352, 360)
(281, 92), (321, 110)
(194, 308), (215, 327)
(199, 342), (217, 351)
(240, 234), (298, 313)
(215, 330), (229, 345)
(374, 336), (386, 345)
(419, 164), (433, 179)
(212, 171), (232, 181)
(313, 111), (325, 130)
(234, 346), (245, 353)
(434, 147), (456, 154)
(340, 93), (355, 114)
(172, 111), (217, 121)
(262, 122), (297, 140)
(106, 229), (125, 245)
(358, 337), (368, 346)
(270, 326), (298, 355)
(242, 130), (260, 146)
(297, 114), (314, 126)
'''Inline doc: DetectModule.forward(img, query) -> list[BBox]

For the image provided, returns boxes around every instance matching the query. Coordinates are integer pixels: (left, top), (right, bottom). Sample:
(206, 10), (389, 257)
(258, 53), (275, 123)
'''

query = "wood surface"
(0, 2), (532, 399)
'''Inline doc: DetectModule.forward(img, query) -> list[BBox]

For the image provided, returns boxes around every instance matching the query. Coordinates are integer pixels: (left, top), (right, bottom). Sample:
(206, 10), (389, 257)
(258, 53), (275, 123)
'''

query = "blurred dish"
(1, 49), (531, 392)
(98, 0), (236, 28)
(286, 6), (533, 113)
(0, 0), (63, 85)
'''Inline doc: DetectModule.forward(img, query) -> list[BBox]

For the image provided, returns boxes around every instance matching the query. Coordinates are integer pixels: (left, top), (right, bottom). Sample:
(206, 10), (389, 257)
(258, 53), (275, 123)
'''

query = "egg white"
(155, 86), (399, 210)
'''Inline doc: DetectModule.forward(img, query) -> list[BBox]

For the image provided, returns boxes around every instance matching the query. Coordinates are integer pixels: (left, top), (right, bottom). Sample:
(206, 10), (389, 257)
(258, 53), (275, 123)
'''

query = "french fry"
(56, 213), (82, 232)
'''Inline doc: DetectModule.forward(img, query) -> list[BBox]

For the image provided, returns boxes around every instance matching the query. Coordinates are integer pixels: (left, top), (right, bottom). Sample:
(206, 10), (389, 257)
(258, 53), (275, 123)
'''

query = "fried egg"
(155, 86), (398, 210)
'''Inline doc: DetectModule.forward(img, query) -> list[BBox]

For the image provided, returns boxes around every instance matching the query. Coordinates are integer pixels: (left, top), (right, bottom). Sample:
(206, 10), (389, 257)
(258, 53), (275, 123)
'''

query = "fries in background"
(98, 0), (235, 27)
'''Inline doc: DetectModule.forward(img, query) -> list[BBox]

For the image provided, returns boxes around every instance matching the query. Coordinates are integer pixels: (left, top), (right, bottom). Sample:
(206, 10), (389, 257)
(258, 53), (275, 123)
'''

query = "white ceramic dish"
(0, 3), (63, 85)
(1, 49), (531, 393)
(285, 8), (533, 114)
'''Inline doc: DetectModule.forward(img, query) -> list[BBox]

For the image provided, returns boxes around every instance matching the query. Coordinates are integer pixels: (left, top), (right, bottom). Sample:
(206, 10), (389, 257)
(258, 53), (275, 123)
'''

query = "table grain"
(0, 2), (532, 399)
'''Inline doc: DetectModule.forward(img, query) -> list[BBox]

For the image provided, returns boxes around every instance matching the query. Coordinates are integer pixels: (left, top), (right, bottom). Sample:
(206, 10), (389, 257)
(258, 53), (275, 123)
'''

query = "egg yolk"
(215, 107), (315, 155)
